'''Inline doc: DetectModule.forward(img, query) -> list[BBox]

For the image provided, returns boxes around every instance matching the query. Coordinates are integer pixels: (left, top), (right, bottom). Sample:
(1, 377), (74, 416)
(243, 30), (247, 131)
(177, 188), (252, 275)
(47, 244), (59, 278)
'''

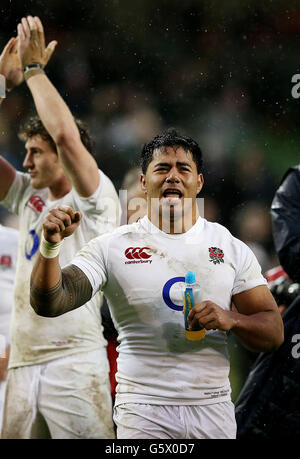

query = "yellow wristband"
(39, 234), (63, 259)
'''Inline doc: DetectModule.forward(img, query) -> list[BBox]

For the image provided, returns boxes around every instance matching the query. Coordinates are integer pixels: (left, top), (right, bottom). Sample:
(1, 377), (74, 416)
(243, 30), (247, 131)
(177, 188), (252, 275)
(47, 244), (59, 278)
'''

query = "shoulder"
(280, 165), (300, 183)
(203, 219), (233, 240)
(0, 224), (18, 238)
(11, 170), (40, 201)
(0, 225), (19, 250)
(13, 170), (31, 186)
(85, 219), (141, 249)
(277, 165), (300, 193)
(96, 220), (141, 242)
(272, 165), (300, 208)
(98, 169), (118, 195)
(203, 219), (252, 255)
(67, 170), (119, 219)
(74, 221), (141, 265)
(70, 169), (118, 200)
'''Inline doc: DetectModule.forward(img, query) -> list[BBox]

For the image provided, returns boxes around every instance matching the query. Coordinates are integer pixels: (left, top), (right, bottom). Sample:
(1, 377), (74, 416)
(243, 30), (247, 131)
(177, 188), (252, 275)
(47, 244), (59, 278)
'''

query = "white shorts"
(1, 349), (115, 439)
(114, 402), (237, 439)
(0, 380), (7, 434)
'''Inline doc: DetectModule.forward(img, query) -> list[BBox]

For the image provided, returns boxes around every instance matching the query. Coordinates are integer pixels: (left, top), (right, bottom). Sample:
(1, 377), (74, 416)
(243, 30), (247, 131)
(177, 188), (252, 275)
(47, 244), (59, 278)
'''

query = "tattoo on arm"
(30, 264), (93, 317)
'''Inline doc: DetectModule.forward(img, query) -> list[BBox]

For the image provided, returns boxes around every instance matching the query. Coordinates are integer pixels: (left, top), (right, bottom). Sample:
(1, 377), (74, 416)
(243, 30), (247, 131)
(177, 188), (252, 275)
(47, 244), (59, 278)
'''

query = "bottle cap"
(185, 271), (196, 284)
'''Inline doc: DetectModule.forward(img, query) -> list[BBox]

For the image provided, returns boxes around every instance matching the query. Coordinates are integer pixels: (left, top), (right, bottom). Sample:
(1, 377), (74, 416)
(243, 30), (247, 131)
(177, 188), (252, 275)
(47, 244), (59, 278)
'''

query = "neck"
(148, 204), (199, 234)
(48, 177), (72, 201)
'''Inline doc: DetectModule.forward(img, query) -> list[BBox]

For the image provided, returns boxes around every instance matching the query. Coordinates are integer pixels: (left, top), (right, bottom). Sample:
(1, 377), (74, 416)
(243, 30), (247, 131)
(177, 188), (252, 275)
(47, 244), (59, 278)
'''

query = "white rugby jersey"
(73, 215), (267, 406)
(1, 170), (120, 367)
(0, 224), (18, 346)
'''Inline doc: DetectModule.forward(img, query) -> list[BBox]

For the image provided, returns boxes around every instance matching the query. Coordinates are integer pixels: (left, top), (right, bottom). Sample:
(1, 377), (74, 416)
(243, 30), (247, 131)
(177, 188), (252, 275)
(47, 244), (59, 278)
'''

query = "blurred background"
(1, 0), (300, 400)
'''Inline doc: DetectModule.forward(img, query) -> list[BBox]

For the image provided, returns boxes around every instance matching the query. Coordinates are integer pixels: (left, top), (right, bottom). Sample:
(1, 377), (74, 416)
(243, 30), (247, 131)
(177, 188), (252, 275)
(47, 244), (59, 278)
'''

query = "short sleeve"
(72, 235), (109, 297)
(232, 241), (267, 296)
(1, 171), (31, 215)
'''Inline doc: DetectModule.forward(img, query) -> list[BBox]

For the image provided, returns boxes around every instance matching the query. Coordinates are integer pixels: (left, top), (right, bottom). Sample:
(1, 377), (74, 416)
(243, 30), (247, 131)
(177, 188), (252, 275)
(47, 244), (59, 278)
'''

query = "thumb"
(44, 40), (57, 65)
(0, 37), (15, 59)
(11, 37), (19, 54)
(74, 211), (82, 222)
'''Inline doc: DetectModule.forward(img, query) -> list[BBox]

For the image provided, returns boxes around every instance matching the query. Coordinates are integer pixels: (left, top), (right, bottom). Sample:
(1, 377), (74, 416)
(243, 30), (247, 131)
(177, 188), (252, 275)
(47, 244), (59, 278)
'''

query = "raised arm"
(0, 37), (23, 198)
(18, 16), (100, 197)
(30, 205), (93, 317)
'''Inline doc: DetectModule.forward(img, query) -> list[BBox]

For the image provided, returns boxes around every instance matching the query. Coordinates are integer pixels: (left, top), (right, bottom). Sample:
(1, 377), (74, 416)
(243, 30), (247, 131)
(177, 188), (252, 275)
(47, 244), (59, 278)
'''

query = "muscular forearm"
(230, 309), (284, 352)
(30, 254), (92, 317)
(30, 252), (62, 316)
(26, 71), (99, 197)
(26, 72), (80, 145)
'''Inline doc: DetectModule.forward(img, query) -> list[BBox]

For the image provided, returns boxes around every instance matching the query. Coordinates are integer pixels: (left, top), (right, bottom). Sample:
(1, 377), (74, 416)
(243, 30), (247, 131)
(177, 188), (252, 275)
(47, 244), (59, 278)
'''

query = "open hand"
(17, 15), (57, 69)
(43, 205), (82, 244)
(0, 37), (23, 91)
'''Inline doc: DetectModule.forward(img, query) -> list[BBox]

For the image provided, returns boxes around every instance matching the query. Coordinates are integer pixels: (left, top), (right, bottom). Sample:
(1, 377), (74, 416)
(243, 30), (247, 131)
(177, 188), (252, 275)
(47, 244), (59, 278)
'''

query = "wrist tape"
(40, 234), (63, 259)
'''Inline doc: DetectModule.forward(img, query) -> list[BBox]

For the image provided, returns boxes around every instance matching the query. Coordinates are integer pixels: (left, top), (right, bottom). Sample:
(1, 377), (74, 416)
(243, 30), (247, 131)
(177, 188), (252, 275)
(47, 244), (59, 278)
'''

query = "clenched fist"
(43, 205), (82, 244)
(188, 300), (238, 332)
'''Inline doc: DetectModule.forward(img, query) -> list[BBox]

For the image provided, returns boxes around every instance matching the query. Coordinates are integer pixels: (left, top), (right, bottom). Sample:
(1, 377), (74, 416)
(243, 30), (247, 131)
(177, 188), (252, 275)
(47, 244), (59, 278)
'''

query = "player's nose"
(166, 169), (180, 183)
(23, 152), (33, 169)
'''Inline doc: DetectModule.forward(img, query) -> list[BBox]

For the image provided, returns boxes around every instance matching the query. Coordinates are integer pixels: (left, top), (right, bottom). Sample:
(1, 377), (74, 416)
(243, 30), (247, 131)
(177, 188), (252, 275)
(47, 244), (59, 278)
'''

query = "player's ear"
(197, 173), (204, 194)
(140, 174), (147, 195)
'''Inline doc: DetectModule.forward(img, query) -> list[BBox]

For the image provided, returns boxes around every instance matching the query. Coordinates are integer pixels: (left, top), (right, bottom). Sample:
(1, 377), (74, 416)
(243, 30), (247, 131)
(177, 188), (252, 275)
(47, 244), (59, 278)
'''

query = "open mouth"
(161, 189), (183, 205)
(162, 189), (183, 198)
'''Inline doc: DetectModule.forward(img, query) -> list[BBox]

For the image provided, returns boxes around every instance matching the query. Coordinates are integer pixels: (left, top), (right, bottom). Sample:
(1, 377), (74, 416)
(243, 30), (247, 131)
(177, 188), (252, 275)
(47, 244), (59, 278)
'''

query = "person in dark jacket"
(271, 165), (300, 282)
(235, 165), (300, 439)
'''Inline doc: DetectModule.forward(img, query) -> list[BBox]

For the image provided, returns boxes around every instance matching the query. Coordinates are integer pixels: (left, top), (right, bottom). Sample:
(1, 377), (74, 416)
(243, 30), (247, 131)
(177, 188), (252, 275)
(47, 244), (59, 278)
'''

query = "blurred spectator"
(120, 166), (146, 225)
(232, 201), (273, 272)
(271, 165), (300, 282)
(232, 145), (277, 206)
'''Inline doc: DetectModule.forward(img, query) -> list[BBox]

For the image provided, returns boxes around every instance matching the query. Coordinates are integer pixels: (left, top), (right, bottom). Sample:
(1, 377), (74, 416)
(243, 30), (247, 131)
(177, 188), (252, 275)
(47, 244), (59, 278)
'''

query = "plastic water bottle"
(183, 271), (206, 341)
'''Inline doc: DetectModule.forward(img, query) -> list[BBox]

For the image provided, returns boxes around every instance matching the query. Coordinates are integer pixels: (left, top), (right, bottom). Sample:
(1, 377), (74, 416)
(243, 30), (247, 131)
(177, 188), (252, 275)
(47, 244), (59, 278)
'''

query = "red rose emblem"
(208, 247), (224, 265)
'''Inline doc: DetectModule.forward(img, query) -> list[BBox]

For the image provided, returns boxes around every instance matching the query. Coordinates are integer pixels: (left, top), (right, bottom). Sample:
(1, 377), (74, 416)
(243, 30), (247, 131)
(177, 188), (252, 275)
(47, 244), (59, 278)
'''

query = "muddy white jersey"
(1, 170), (120, 367)
(72, 215), (267, 406)
(0, 224), (18, 346)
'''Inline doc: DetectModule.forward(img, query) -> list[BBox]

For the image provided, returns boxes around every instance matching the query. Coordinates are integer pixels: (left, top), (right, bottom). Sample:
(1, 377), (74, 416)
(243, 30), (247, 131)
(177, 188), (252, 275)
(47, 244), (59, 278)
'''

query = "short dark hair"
(18, 115), (93, 154)
(140, 128), (203, 174)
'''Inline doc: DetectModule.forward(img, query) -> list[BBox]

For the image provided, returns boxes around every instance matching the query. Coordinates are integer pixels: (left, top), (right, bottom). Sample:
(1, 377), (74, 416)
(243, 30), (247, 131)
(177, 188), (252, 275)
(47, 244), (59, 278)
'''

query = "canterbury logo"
(124, 247), (152, 264)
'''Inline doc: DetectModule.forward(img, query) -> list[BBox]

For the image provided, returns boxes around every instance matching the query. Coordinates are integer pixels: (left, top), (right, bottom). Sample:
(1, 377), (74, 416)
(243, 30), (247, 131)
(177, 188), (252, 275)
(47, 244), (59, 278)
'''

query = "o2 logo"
(162, 277), (185, 311)
(25, 230), (40, 260)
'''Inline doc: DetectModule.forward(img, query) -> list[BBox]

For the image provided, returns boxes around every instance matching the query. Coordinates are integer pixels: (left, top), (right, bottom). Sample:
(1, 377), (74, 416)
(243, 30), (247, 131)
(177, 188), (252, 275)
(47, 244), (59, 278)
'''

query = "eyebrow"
(154, 162), (193, 169)
(26, 146), (42, 152)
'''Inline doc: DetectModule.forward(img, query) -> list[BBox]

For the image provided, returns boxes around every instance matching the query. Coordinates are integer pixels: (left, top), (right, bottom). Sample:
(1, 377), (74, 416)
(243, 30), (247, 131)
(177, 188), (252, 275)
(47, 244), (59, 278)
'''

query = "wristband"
(24, 64), (43, 73)
(40, 234), (63, 259)
(24, 65), (45, 82)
